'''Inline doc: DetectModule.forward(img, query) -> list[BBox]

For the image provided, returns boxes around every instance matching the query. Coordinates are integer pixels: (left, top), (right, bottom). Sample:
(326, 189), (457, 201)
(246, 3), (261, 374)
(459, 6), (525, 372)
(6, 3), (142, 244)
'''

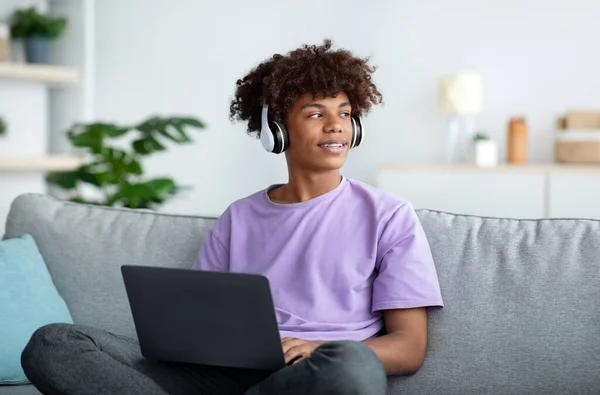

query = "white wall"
(91, 0), (600, 217)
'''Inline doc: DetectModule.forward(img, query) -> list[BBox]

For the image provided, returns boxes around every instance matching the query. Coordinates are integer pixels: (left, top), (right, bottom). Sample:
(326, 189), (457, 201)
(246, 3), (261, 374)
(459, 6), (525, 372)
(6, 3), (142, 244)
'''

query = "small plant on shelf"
(10, 6), (68, 63)
(473, 132), (490, 142)
(47, 115), (206, 210)
(10, 6), (67, 40)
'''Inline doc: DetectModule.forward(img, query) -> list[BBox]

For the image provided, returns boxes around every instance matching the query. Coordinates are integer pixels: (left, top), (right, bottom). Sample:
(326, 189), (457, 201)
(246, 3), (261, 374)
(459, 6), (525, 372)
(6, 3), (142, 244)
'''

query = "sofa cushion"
(0, 234), (73, 385)
(4, 194), (216, 340)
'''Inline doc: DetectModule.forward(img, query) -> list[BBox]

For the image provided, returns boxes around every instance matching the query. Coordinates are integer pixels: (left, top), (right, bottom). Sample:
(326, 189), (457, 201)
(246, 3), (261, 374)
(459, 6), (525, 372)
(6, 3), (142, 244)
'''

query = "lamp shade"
(439, 72), (483, 115)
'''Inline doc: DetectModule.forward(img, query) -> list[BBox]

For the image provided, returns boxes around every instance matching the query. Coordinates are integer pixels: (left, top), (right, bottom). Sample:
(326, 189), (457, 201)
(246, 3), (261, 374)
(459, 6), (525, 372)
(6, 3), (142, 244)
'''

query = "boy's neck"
(271, 171), (343, 204)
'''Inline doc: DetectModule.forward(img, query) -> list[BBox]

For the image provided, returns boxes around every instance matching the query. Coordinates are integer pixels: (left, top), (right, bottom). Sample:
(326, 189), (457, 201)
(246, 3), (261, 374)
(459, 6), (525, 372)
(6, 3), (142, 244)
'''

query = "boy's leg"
(245, 341), (387, 395)
(21, 323), (268, 395)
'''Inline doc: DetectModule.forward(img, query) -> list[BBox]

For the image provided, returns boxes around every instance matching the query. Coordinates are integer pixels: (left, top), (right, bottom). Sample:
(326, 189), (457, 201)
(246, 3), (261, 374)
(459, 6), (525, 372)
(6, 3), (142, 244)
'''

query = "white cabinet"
(377, 164), (600, 219)
(549, 173), (600, 219)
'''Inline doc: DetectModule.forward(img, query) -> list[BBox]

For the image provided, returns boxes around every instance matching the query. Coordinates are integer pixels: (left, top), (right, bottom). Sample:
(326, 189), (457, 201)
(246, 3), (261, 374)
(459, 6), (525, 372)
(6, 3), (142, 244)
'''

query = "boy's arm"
(282, 308), (428, 374)
(365, 202), (442, 376)
(362, 308), (428, 376)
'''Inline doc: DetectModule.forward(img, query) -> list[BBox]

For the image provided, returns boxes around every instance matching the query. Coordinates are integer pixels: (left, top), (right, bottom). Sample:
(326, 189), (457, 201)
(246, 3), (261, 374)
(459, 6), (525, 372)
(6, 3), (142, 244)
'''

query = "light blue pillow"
(0, 233), (73, 385)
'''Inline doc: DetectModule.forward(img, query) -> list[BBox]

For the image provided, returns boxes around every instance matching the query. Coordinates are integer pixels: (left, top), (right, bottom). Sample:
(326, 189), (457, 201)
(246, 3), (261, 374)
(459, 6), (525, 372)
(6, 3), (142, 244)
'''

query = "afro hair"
(229, 39), (383, 136)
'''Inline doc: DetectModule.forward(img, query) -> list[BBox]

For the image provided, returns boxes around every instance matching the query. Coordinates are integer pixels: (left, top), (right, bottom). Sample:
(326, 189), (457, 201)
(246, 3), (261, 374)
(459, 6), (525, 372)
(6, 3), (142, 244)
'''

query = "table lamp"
(438, 72), (483, 162)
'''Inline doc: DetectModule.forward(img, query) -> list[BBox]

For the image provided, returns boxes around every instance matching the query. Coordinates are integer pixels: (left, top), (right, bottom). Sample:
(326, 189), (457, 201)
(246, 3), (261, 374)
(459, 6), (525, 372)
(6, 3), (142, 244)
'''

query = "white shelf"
(0, 156), (81, 172)
(0, 62), (80, 85)
(380, 163), (600, 174)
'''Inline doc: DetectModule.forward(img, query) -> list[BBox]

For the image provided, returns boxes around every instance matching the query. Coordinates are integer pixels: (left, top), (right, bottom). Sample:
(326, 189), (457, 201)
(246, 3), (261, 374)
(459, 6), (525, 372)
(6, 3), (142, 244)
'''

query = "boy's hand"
(281, 337), (325, 365)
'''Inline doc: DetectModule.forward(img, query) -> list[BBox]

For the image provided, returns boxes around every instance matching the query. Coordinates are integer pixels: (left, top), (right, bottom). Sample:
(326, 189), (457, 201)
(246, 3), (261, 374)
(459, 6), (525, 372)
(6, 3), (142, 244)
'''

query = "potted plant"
(9, 6), (67, 64)
(47, 115), (206, 209)
(472, 132), (498, 167)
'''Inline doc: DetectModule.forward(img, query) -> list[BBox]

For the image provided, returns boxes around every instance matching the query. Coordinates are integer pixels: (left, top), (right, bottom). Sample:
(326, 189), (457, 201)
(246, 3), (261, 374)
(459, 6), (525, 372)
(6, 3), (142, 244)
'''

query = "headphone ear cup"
(280, 123), (290, 152)
(260, 125), (275, 152)
(269, 121), (289, 154)
(350, 116), (364, 148)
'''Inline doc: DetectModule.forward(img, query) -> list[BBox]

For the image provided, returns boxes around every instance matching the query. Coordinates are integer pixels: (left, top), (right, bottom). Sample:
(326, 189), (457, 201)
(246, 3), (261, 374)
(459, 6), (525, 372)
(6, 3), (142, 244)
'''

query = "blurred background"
(2, 0), (600, 235)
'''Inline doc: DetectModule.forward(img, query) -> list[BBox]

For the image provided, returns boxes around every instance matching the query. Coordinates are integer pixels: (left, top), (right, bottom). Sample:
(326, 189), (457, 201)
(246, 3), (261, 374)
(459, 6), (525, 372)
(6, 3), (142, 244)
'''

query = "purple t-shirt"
(193, 177), (443, 341)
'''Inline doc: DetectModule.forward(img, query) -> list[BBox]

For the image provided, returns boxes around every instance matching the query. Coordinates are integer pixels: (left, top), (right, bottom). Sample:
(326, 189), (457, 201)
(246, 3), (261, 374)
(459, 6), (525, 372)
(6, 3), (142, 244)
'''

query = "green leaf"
(113, 182), (152, 208)
(132, 137), (165, 155)
(144, 178), (176, 199)
(95, 151), (117, 184)
(148, 136), (166, 152)
(132, 139), (151, 155)
(46, 171), (79, 189)
(86, 123), (127, 139)
(68, 124), (128, 153)
(104, 147), (126, 162)
(68, 124), (108, 154)
(106, 126), (129, 138)
(124, 183), (152, 199)
(177, 117), (206, 129)
(70, 132), (102, 152)
(125, 158), (143, 175)
(155, 122), (183, 143)
(135, 118), (156, 134)
(78, 169), (106, 187)
(169, 123), (192, 143)
(134, 116), (203, 146)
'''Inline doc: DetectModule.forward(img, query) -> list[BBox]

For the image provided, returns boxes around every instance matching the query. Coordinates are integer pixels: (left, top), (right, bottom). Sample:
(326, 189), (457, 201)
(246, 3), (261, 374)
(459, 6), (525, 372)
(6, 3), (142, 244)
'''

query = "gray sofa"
(3, 193), (600, 395)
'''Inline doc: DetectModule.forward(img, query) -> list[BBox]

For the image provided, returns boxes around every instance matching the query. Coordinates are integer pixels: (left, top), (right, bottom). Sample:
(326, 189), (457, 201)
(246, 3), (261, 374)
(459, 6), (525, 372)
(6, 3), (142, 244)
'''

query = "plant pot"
(24, 36), (51, 64)
(472, 140), (498, 167)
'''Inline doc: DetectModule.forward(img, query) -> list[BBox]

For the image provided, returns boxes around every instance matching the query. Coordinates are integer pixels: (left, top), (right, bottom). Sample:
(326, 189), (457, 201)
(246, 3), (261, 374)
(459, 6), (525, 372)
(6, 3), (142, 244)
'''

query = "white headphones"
(260, 104), (364, 154)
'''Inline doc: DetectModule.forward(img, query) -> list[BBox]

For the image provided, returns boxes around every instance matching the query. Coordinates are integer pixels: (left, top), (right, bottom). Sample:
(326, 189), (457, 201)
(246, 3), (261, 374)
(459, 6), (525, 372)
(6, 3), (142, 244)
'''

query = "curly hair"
(229, 39), (383, 136)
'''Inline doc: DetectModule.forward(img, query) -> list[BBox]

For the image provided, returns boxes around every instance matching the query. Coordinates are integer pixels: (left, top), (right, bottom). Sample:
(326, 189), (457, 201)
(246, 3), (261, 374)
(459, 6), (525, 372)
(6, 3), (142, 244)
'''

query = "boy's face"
(284, 92), (353, 173)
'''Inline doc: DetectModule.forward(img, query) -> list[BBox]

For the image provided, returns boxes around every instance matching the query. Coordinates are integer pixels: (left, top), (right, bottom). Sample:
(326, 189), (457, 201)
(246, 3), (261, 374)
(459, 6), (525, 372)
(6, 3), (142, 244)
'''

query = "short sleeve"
(192, 211), (231, 272)
(372, 202), (444, 313)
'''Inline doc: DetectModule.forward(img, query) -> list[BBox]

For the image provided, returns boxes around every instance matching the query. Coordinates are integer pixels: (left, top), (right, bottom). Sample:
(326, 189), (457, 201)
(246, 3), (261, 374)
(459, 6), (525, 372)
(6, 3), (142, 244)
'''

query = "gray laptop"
(121, 265), (286, 371)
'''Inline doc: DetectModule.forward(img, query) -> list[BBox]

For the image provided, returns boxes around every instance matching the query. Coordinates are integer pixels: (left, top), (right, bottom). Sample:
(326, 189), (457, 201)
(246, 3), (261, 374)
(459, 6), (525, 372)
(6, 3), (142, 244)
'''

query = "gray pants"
(21, 323), (387, 395)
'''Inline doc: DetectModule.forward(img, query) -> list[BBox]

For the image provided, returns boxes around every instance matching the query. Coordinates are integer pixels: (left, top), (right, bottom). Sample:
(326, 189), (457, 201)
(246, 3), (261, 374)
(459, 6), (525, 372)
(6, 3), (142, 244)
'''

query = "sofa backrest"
(4, 194), (216, 341)
(5, 194), (600, 394)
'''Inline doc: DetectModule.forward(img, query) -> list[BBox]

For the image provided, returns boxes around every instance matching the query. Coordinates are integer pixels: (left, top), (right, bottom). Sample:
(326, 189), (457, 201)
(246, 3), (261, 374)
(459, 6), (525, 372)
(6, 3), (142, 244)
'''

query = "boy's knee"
(21, 323), (73, 374)
(313, 341), (387, 395)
